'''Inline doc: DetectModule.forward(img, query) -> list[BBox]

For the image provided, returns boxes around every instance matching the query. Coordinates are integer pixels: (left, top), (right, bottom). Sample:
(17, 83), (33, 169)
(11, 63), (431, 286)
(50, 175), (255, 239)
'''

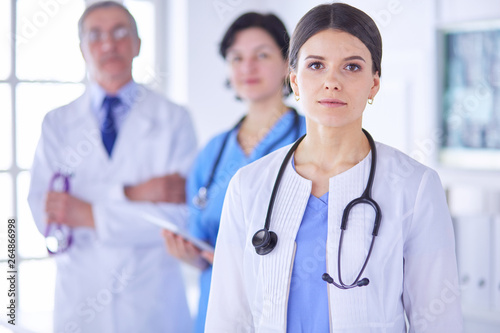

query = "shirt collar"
(89, 80), (139, 129)
(90, 80), (138, 111)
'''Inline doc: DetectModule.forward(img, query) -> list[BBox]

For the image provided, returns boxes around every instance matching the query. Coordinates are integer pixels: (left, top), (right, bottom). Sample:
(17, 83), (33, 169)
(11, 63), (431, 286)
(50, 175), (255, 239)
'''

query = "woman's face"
(290, 29), (380, 129)
(226, 27), (288, 103)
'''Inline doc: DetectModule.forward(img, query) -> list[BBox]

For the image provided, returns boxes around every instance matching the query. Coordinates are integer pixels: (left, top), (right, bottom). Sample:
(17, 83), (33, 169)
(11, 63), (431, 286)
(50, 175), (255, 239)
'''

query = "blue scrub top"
(286, 192), (330, 332)
(286, 157), (330, 332)
(187, 109), (306, 333)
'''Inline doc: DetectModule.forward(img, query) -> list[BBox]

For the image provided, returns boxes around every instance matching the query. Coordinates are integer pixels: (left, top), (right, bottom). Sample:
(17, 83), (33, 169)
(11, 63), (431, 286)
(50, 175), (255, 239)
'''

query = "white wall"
(438, 0), (500, 23)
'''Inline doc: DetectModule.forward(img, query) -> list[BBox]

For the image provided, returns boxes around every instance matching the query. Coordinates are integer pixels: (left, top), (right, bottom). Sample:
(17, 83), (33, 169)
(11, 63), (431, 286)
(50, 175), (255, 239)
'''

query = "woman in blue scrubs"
(163, 12), (306, 333)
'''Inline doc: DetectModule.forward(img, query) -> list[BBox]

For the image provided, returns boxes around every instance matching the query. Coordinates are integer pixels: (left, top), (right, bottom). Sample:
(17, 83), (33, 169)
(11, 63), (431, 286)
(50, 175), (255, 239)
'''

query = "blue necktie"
(101, 96), (120, 157)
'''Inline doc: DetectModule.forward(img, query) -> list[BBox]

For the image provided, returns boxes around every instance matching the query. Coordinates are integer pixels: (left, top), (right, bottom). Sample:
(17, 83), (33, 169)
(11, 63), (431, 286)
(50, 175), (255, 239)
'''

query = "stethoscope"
(44, 172), (74, 255)
(251, 129), (382, 290)
(192, 108), (302, 209)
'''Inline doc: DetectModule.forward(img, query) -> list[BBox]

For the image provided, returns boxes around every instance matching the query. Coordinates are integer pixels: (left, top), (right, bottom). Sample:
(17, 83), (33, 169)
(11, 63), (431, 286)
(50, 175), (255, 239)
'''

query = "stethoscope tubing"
(194, 109), (301, 209)
(254, 129), (382, 290)
(44, 171), (74, 255)
(264, 134), (305, 231)
(336, 229), (376, 289)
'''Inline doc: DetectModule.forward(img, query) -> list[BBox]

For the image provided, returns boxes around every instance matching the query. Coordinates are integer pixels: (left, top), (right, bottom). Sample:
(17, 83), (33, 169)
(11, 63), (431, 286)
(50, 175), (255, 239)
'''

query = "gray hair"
(78, 1), (139, 41)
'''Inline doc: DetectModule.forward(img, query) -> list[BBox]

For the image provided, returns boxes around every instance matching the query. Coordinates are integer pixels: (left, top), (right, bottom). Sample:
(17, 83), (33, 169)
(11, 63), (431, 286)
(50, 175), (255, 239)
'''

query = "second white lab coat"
(206, 141), (463, 333)
(28, 85), (196, 333)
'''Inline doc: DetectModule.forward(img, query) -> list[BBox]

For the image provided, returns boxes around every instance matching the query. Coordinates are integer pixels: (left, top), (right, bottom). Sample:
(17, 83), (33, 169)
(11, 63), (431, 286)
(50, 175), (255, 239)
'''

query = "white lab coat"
(206, 142), (463, 333)
(28, 85), (196, 333)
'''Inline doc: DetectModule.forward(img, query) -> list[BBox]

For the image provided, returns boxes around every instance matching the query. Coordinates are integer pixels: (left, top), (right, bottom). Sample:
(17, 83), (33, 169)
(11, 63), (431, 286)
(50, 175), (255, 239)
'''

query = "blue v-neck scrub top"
(285, 157), (330, 332)
(187, 109), (306, 333)
(286, 192), (330, 332)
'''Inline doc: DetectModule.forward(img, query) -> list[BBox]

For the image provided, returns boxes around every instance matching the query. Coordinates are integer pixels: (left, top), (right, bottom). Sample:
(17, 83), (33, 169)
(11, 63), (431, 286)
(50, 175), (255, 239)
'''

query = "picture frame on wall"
(438, 20), (500, 169)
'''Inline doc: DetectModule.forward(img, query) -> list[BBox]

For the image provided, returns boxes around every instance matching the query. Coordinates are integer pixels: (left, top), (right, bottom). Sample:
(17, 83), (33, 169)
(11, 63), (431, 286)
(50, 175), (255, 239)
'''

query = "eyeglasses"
(85, 26), (132, 43)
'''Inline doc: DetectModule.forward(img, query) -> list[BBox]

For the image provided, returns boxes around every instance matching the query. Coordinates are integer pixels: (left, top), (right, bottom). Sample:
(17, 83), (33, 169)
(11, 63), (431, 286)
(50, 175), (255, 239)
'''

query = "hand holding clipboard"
(143, 214), (214, 269)
(162, 230), (214, 269)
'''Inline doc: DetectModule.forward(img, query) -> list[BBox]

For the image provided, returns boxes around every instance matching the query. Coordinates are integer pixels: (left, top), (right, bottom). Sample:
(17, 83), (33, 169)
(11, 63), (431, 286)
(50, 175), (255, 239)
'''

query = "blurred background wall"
(0, 1), (499, 332)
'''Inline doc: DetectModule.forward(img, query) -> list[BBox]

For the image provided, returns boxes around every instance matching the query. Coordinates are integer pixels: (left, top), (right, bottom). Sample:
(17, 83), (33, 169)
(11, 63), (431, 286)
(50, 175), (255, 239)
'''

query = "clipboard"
(143, 214), (215, 253)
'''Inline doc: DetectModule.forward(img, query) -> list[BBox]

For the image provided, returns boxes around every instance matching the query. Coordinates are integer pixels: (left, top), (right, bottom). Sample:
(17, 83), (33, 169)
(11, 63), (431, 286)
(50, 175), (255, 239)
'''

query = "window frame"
(0, 1), (168, 331)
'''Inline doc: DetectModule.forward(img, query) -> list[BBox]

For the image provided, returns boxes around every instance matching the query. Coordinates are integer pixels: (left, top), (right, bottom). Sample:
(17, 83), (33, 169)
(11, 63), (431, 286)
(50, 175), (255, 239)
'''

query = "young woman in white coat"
(205, 3), (463, 332)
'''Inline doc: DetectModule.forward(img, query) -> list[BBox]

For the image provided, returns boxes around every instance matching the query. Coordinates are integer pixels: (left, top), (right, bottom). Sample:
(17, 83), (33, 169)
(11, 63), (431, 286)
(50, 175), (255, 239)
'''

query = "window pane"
(0, 173), (13, 261)
(16, 0), (85, 81)
(126, 0), (156, 85)
(0, 84), (12, 170)
(16, 83), (85, 170)
(18, 171), (47, 259)
(19, 259), (56, 333)
(0, 1), (11, 79)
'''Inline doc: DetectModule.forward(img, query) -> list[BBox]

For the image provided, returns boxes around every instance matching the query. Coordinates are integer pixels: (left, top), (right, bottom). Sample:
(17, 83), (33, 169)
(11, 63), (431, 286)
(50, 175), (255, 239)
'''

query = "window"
(0, 1), (158, 332)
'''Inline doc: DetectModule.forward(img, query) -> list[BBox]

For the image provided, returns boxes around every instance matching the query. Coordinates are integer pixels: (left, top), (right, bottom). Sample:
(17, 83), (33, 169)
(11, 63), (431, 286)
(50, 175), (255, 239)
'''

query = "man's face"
(80, 7), (141, 85)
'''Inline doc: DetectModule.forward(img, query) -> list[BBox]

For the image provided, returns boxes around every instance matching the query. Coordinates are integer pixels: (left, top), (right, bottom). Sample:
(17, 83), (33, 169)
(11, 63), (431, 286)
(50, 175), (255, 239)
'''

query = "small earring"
(294, 94), (300, 101)
(368, 97), (374, 105)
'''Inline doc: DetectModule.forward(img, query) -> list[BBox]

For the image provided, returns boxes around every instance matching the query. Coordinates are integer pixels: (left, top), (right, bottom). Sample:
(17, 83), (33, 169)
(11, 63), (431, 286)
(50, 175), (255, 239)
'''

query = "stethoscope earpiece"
(252, 229), (278, 255)
(356, 278), (370, 287)
(322, 273), (370, 288)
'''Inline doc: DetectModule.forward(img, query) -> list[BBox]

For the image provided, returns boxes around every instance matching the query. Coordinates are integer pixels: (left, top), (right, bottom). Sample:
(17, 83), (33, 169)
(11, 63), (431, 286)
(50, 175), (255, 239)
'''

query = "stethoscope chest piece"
(252, 228), (278, 255)
(193, 187), (208, 209)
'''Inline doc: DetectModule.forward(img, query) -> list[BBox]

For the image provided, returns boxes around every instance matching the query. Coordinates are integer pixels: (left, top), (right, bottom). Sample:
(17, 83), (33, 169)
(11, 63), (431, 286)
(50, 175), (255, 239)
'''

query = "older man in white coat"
(28, 2), (195, 332)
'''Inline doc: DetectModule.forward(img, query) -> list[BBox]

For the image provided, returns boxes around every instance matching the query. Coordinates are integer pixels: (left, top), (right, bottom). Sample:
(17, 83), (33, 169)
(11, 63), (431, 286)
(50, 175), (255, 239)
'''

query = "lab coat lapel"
(63, 88), (154, 171)
(258, 161), (311, 330)
(60, 90), (111, 170)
